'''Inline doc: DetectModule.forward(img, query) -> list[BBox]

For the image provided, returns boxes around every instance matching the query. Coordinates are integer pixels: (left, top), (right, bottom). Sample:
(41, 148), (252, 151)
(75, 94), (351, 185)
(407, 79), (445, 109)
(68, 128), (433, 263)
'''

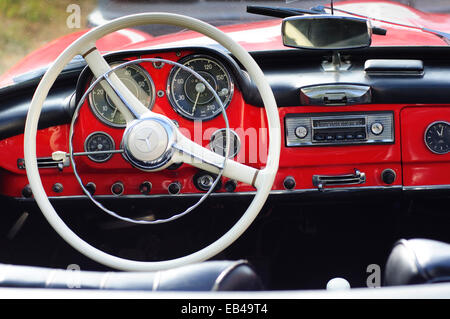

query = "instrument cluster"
(87, 53), (235, 127)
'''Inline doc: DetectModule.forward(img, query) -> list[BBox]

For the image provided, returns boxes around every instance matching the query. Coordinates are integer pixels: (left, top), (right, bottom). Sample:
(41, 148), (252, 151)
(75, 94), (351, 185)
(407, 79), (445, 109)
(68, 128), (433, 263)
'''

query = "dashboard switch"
(283, 176), (296, 190)
(381, 169), (396, 185)
(52, 183), (63, 194)
(111, 182), (124, 196)
(85, 182), (96, 195)
(22, 185), (33, 198)
(168, 182), (181, 195)
(196, 174), (214, 191)
(139, 181), (152, 195)
(224, 180), (237, 192)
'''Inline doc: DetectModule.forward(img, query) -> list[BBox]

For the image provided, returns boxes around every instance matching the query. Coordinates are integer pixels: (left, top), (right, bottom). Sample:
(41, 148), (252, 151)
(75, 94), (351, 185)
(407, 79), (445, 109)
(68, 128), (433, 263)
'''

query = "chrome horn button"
(122, 117), (175, 171)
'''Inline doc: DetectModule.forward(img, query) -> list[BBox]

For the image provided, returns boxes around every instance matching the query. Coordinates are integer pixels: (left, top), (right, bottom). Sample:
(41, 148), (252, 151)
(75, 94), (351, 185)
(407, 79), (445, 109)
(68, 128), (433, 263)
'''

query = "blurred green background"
(0, 0), (96, 74)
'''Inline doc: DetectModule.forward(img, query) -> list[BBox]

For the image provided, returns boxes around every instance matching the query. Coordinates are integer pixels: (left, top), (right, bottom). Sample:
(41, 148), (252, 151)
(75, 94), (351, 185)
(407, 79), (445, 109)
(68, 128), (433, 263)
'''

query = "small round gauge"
(167, 55), (234, 121)
(424, 121), (450, 154)
(84, 132), (115, 162)
(89, 62), (155, 127)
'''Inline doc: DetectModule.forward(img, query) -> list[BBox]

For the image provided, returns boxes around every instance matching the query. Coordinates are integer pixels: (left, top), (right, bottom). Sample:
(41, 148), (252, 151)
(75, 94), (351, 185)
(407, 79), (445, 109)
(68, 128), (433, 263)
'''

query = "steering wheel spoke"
(173, 134), (260, 188)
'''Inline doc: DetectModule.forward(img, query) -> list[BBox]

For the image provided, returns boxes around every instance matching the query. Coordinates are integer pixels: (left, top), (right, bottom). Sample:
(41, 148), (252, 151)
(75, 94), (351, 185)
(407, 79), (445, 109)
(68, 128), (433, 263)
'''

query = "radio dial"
(295, 126), (308, 139)
(370, 122), (384, 135)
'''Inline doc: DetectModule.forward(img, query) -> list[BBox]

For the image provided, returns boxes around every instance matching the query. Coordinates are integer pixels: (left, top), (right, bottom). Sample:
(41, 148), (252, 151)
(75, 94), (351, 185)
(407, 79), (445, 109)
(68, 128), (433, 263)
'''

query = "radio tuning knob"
(370, 122), (384, 135)
(295, 126), (308, 139)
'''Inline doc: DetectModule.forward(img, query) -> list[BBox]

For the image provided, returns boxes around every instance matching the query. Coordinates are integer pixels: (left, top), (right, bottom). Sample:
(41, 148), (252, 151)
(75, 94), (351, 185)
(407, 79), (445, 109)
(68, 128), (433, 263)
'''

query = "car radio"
(285, 112), (394, 147)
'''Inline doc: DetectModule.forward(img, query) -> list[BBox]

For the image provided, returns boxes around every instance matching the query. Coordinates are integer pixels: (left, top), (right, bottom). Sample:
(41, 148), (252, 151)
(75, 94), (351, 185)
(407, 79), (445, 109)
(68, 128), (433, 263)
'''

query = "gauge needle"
(111, 107), (118, 121)
(192, 91), (200, 115)
(438, 126), (444, 137)
(192, 82), (206, 115)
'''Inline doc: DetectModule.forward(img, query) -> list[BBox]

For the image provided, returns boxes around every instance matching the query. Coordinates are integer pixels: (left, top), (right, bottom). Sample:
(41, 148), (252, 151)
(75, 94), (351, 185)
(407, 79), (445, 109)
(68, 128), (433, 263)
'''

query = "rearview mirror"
(282, 15), (372, 50)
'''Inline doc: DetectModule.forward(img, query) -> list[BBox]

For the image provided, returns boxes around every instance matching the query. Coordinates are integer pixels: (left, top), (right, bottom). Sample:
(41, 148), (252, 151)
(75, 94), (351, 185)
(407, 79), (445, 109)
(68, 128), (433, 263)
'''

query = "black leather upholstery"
(0, 260), (263, 291)
(384, 239), (450, 286)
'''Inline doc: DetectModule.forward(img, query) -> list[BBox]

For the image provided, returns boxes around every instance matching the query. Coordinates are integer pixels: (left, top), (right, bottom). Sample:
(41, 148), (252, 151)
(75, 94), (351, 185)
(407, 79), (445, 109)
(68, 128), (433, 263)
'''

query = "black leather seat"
(0, 260), (264, 291)
(385, 239), (450, 286)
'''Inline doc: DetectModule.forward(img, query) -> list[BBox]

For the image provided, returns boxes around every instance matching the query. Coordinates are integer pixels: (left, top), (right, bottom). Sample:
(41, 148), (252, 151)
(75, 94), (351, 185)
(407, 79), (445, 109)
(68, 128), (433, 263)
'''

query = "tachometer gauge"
(89, 62), (155, 127)
(424, 121), (450, 154)
(167, 55), (234, 121)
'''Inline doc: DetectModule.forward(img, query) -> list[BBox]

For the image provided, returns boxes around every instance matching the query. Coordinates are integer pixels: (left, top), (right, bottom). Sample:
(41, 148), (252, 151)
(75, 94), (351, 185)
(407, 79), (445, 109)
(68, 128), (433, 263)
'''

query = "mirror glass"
(282, 16), (371, 50)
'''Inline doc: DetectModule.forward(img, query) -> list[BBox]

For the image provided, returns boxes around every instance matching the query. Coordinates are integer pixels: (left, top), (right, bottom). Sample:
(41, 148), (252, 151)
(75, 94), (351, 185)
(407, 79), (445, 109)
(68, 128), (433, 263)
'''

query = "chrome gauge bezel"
(88, 61), (156, 128)
(209, 128), (241, 158)
(424, 121), (450, 155)
(166, 54), (234, 121)
(84, 131), (116, 163)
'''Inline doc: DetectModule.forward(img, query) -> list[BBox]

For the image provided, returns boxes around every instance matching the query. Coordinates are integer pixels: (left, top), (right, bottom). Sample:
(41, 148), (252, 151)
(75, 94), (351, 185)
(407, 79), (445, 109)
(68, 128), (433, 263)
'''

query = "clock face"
(424, 121), (450, 154)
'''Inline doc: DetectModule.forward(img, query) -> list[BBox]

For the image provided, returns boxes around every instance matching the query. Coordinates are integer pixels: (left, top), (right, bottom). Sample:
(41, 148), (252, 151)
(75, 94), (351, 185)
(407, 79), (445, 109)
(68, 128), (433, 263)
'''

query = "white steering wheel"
(24, 13), (280, 271)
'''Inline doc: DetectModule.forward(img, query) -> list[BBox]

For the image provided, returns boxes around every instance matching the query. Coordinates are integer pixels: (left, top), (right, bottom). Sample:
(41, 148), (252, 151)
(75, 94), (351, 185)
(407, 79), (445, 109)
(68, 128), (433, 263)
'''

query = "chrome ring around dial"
(89, 62), (155, 127)
(84, 131), (115, 162)
(167, 54), (234, 121)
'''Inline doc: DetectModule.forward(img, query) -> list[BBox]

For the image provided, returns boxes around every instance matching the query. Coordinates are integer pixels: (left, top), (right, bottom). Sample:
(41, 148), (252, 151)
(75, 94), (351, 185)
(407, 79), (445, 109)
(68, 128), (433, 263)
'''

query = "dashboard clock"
(424, 121), (450, 154)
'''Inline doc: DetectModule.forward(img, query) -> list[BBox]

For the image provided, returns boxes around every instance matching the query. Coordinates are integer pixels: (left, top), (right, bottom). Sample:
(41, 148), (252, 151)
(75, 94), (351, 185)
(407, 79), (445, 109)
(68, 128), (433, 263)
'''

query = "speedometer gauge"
(89, 62), (155, 128)
(167, 55), (234, 121)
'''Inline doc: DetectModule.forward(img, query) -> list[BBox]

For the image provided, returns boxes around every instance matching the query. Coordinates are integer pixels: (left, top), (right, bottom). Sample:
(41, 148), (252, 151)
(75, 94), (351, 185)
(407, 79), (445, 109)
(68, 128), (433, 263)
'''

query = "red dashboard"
(0, 49), (449, 199)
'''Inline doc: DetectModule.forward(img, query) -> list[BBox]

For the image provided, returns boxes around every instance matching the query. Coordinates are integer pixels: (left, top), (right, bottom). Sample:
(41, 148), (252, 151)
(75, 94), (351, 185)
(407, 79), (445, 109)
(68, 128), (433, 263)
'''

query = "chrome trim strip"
(403, 185), (450, 191)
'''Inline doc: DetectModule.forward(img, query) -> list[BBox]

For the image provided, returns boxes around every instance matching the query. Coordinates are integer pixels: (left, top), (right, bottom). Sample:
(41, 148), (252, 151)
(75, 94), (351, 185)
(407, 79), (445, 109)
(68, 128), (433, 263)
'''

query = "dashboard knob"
(370, 122), (384, 135)
(22, 185), (33, 198)
(295, 126), (308, 139)
(198, 174), (214, 191)
(168, 182), (181, 195)
(381, 169), (396, 185)
(224, 180), (237, 192)
(111, 182), (124, 196)
(85, 182), (96, 195)
(52, 183), (63, 194)
(139, 181), (152, 195)
(283, 176), (296, 190)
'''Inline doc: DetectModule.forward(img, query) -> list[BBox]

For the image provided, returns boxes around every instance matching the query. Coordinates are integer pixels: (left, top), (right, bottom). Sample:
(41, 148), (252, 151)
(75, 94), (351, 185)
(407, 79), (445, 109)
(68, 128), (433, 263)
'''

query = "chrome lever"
(312, 169), (366, 192)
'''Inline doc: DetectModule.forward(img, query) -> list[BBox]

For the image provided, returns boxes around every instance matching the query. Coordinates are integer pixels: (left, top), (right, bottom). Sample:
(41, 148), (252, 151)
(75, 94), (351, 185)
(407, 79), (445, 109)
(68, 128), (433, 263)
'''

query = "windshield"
(1, 0), (449, 78)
